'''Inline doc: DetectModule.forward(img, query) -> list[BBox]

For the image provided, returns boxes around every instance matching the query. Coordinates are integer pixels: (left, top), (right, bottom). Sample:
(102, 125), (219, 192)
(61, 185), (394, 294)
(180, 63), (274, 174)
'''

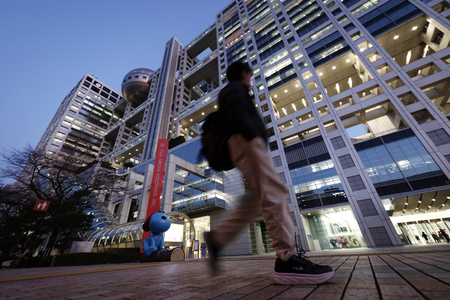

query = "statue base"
(139, 248), (185, 262)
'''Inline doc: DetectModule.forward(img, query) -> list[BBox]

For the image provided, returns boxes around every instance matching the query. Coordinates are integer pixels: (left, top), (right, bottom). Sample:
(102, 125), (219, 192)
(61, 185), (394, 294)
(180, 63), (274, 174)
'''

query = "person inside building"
(440, 229), (450, 243)
(431, 232), (441, 243)
(203, 61), (335, 285)
(421, 232), (430, 244)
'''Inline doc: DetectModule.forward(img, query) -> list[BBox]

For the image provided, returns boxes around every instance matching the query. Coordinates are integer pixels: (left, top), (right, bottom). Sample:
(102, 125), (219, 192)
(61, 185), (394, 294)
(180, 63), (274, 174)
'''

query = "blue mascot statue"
(142, 211), (171, 257)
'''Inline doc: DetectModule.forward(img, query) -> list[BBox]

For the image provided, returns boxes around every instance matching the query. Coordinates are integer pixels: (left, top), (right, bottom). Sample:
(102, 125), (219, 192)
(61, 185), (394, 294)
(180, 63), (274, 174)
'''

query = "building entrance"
(396, 218), (450, 245)
(301, 205), (367, 251)
(382, 190), (450, 245)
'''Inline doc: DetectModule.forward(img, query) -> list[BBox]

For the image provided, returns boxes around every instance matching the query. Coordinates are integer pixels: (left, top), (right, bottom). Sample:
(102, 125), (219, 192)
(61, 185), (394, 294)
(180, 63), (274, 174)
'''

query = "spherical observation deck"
(121, 68), (154, 105)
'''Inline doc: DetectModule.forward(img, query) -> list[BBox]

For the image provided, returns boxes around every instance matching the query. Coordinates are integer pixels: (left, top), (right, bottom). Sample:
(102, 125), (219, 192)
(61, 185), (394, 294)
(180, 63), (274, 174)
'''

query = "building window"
(331, 136), (346, 150)
(338, 155), (355, 169)
(269, 141), (279, 151)
(357, 199), (378, 217)
(272, 155), (282, 167)
(433, 30), (444, 45)
(348, 175), (365, 191)
(368, 227), (392, 246)
(278, 172), (287, 183)
(427, 129), (450, 146)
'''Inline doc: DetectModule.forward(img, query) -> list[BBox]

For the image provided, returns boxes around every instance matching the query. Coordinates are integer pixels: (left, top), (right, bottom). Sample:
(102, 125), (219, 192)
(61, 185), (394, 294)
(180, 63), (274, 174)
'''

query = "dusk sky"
(0, 0), (230, 152)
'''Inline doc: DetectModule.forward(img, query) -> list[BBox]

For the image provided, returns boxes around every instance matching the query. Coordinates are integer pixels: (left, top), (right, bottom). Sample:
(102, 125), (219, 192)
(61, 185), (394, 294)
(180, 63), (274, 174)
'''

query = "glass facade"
(291, 156), (347, 210)
(285, 136), (348, 210)
(356, 129), (447, 196)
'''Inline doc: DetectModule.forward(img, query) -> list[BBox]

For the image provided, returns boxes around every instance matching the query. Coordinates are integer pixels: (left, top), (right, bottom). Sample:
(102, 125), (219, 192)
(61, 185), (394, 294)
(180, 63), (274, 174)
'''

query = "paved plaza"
(1, 245), (450, 299)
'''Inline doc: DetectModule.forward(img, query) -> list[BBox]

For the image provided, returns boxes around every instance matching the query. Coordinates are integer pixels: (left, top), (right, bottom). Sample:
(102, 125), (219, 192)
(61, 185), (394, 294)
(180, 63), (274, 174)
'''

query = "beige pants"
(212, 134), (297, 261)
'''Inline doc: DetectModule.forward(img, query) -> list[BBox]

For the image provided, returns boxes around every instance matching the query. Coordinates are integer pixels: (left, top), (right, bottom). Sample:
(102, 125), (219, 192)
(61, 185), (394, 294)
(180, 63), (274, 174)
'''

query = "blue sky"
(0, 0), (231, 152)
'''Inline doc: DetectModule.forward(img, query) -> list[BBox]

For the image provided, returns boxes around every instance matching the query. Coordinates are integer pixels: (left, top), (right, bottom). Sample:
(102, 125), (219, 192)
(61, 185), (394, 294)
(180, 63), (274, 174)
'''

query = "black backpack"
(200, 110), (234, 171)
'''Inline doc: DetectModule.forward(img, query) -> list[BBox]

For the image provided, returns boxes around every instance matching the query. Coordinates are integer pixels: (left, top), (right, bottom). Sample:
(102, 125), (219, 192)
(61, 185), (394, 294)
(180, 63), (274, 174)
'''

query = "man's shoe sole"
(270, 270), (335, 285)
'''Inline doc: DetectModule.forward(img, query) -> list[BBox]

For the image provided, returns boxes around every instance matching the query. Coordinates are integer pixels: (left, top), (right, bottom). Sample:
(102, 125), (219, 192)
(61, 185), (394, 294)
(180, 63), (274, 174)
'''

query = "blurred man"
(204, 62), (334, 285)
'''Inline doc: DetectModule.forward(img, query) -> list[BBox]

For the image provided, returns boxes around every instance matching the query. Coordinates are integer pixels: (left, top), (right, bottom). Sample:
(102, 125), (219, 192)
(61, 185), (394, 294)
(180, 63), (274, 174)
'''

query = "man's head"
(226, 62), (253, 88)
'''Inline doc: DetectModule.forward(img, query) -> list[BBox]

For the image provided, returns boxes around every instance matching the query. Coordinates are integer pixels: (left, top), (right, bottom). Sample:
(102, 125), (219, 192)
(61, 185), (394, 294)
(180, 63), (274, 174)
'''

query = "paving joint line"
(401, 253), (450, 272)
(405, 252), (450, 264)
(211, 277), (268, 300)
(339, 256), (359, 300)
(378, 255), (429, 300)
(388, 254), (450, 287)
(368, 255), (384, 300)
(303, 256), (350, 300)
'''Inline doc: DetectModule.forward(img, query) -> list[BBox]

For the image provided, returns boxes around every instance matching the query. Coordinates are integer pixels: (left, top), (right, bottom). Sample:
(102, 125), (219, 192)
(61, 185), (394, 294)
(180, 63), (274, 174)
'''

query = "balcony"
(171, 197), (225, 214)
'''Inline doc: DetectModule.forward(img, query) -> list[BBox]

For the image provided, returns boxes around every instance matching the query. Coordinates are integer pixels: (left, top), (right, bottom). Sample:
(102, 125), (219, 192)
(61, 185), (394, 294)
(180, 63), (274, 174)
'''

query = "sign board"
(70, 241), (94, 253)
(33, 200), (50, 212)
(140, 139), (169, 253)
(194, 240), (199, 251)
(164, 223), (184, 242)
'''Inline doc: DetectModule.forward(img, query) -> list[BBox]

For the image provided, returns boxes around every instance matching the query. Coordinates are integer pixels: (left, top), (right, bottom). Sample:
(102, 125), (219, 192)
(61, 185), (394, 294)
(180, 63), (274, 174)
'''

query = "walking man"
(203, 62), (335, 285)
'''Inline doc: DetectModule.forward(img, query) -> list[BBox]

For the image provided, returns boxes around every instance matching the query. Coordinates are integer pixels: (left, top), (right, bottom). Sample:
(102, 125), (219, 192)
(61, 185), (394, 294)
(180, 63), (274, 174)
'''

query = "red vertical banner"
(140, 139), (169, 253)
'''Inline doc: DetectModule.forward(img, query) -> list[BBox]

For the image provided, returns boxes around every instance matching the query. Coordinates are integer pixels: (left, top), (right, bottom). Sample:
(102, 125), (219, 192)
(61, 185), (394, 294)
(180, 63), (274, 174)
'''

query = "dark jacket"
(219, 81), (267, 143)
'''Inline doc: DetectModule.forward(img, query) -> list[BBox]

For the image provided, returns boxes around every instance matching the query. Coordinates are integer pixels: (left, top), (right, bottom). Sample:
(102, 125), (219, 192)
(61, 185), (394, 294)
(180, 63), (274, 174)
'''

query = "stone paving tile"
(238, 284), (291, 300)
(344, 288), (379, 300)
(271, 286), (316, 299)
(1, 252), (450, 299)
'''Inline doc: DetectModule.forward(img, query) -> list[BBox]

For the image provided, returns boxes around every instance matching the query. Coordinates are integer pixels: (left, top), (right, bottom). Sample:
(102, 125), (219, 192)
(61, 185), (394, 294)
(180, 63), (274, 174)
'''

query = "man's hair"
(226, 62), (252, 82)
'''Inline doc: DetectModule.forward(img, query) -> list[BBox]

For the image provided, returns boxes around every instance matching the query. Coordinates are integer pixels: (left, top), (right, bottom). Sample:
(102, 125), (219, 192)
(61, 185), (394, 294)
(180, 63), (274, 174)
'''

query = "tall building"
(43, 0), (450, 256)
(36, 75), (122, 163)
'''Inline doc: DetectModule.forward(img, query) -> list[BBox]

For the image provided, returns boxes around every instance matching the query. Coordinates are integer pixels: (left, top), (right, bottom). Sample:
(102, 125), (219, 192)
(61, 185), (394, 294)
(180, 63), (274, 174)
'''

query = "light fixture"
(432, 199), (436, 201)
(394, 35), (399, 39)
(405, 203), (408, 205)
(129, 153), (131, 155)
(442, 204), (445, 206)
(308, 213), (311, 215)
(190, 132), (193, 135)
(346, 59), (350, 63)
(406, 50), (412, 65)
(214, 105), (217, 108)
(295, 84), (299, 87)
(274, 95), (277, 98)
(319, 73), (323, 76)
(136, 149), (138, 151)
(418, 201), (421, 203)
(284, 89), (288, 93)
(332, 66), (336, 70)
(190, 119), (193, 121)
(428, 206), (431, 208)
(122, 157), (124, 158)
(201, 112), (204, 115)
(412, 26), (418, 31)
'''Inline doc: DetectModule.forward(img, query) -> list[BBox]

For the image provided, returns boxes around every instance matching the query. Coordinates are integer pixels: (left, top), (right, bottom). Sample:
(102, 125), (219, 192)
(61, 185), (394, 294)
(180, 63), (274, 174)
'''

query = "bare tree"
(0, 145), (122, 255)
